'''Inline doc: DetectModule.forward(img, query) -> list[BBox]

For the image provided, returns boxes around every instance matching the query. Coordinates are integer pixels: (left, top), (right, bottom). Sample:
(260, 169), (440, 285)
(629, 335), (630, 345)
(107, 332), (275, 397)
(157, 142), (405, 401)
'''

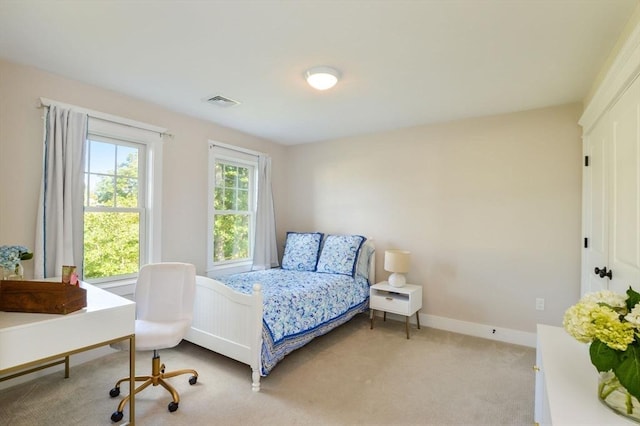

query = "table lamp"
(384, 249), (411, 287)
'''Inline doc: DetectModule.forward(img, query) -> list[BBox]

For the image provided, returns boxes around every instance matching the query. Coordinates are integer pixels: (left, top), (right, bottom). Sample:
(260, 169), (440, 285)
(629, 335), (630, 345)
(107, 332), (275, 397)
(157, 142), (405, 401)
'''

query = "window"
(82, 118), (163, 284)
(208, 143), (258, 273)
(84, 137), (145, 281)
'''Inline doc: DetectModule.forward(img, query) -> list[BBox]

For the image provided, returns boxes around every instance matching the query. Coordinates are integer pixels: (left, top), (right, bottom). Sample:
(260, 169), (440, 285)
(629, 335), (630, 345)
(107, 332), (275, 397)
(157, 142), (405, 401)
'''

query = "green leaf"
(590, 339), (620, 372)
(627, 287), (640, 311)
(20, 252), (33, 261)
(613, 345), (640, 401)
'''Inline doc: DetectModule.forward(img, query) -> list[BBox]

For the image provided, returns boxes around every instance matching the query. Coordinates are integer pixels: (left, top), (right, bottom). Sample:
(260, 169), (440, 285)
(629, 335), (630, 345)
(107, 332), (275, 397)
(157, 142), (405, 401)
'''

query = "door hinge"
(584, 237), (589, 248)
(584, 155), (590, 167)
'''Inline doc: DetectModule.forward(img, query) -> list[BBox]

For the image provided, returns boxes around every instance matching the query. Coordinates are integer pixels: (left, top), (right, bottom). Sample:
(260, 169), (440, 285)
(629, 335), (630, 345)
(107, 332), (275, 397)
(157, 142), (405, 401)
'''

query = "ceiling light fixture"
(305, 66), (341, 90)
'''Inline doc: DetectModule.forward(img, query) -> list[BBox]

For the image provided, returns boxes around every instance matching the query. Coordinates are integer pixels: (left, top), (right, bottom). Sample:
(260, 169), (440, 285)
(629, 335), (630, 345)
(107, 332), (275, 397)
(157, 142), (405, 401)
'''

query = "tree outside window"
(213, 161), (252, 262)
(208, 143), (258, 274)
(84, 139), (144, 280)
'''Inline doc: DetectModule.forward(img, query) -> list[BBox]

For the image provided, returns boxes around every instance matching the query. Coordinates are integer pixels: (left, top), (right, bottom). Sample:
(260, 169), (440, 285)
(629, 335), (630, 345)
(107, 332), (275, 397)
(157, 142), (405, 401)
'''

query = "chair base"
(109, 350), (198, 422)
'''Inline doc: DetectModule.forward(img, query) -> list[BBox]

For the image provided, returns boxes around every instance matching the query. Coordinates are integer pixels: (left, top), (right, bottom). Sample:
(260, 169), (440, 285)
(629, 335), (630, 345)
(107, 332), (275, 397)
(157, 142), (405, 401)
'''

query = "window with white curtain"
(208, 142), (258, 274)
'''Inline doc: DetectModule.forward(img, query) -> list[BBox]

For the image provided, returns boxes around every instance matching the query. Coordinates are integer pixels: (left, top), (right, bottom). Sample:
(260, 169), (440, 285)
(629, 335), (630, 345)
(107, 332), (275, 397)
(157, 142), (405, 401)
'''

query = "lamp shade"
(384, 250), (410, 287)
(384, 250), (411, 273)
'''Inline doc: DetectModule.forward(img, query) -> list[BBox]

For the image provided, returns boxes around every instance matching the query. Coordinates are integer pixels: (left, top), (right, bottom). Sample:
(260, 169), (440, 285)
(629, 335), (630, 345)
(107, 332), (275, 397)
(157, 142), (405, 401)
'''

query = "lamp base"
(388, 273), (406, 287)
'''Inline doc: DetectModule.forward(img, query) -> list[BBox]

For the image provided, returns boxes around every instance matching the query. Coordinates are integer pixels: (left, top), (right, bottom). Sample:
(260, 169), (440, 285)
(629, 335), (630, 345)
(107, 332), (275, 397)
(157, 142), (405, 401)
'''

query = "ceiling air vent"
(206, 95), (240, 108)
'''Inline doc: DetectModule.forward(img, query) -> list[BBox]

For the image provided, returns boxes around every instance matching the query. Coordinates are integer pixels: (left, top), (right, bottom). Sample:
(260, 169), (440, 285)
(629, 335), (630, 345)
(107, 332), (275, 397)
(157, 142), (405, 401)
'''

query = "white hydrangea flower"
(625, 303), (640, 327)
(581, 290), (626, 309)
(563, 301), (599, 343)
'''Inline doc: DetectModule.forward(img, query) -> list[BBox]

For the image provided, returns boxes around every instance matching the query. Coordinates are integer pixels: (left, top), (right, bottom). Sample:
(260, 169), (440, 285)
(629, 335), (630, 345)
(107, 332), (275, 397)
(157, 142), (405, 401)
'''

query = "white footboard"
(185, 275), (263, 391)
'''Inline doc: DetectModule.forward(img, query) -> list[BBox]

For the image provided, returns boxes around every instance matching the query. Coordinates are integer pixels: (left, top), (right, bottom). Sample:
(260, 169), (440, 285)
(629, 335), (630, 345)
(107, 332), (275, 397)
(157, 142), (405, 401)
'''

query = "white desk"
(0, 282), (136, 424)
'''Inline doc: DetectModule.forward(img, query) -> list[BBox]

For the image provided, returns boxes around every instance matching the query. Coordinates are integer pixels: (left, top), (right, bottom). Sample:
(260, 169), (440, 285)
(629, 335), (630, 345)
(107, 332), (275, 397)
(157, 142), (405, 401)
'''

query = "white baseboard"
(376, 311), (536, 348)
(421, 313), (536, 348)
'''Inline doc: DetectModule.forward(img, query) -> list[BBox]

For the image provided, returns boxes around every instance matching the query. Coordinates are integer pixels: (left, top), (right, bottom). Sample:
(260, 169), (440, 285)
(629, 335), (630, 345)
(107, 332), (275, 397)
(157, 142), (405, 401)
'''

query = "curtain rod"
(38, 97), (173, 139)
(209, 140), (267, 158)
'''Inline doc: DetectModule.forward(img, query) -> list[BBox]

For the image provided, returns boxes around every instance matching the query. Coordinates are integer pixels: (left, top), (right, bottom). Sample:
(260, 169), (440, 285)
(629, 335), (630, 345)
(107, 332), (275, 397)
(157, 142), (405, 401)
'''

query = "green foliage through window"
(84, 139), (143, 280)
(213, 161), (252, 263)
(84, 212), (140, 278)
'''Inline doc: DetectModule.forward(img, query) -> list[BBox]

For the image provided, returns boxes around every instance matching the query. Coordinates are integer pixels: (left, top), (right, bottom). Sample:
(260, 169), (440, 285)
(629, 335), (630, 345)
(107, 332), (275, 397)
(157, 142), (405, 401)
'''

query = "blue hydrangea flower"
(0, 245), (33, 270)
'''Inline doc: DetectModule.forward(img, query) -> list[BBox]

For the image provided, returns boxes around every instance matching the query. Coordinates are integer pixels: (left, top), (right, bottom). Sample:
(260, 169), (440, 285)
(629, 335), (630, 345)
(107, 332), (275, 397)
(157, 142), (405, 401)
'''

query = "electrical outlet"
(536, 298), (545, 311)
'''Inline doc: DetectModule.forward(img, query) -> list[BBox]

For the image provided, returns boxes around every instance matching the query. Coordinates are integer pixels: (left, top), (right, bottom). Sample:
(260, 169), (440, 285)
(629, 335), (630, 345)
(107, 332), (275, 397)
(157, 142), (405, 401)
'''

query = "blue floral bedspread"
(215, 269), (370, 375)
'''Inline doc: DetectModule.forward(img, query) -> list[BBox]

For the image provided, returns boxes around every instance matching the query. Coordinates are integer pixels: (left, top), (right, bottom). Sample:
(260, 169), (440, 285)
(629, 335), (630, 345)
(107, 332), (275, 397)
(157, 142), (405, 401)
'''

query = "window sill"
(93, 278), (136, 298)
(207, 261), (252, 277)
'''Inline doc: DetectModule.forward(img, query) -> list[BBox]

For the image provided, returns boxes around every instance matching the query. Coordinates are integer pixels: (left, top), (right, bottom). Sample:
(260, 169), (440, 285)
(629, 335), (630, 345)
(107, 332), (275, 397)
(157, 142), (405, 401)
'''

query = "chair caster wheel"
(189, 375), (197, 385)
(111, 411), (124, 422)
(109, 387), (120, 397)
(168, 401), (179, 412)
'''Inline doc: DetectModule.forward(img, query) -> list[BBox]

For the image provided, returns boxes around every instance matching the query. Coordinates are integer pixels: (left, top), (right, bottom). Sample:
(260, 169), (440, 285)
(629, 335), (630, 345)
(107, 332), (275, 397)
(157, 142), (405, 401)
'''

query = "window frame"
(208, 142), (258, 275)
(83, 118), (164, 287)
(83, 135), (147, 283)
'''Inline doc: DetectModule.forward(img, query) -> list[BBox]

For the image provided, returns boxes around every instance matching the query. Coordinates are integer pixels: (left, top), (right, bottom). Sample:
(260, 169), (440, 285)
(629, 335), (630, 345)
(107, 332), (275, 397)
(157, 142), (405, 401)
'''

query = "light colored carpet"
(0, 314), (535, 425)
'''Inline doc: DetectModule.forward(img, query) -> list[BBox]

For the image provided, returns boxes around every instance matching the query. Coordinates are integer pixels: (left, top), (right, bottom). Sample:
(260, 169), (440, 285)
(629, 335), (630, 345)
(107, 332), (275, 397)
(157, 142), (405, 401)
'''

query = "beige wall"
(0, 58), (582, 334)
(0, 59), (288, 277)
(285, 104), (583, 333)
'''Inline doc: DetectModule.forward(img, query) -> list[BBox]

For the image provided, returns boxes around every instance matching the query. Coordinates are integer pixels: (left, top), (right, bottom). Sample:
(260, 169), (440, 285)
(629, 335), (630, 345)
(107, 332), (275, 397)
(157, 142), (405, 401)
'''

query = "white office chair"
(109, 262), (198, 423)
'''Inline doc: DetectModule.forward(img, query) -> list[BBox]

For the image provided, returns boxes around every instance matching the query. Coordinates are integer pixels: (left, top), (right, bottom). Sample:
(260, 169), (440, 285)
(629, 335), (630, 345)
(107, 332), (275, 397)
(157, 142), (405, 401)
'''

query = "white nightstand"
(369, 281), (422, 339)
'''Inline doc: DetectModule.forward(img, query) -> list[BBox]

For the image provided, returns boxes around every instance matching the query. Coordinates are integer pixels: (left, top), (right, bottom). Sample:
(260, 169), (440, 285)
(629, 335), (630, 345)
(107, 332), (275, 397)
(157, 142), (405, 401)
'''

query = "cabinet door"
(534, 333), (548, 425)
(582, 116), (609, 294)
(608, 76), (640, 294)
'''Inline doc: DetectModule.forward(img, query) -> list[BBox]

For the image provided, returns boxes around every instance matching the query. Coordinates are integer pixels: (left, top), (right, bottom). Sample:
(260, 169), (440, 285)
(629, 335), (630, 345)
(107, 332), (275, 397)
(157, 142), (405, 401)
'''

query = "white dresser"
(535, 324), (635, 425)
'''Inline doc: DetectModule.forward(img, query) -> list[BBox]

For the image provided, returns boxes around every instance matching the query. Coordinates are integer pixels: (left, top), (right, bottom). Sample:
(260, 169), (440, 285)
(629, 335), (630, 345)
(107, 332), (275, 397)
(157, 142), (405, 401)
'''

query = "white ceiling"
(0, 1), (637, 145)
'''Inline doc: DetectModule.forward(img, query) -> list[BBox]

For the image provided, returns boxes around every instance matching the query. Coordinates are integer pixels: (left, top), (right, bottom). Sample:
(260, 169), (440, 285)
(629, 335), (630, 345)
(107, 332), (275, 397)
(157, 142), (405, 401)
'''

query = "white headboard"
(358, 238), (376, 285)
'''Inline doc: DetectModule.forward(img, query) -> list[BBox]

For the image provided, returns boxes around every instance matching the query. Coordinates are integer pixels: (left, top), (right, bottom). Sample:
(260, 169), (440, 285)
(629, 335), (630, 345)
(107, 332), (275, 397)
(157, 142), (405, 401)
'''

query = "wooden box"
(0, 280), (87, 314)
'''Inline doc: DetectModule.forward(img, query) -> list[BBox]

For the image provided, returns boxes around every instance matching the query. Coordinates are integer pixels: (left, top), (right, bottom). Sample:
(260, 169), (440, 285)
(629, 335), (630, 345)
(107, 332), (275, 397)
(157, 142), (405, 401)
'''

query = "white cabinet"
(533, 329), (549, 425)
(369, 281), (422, 339)
(582, 75), (640, 295)
(534, 324), (635, 425)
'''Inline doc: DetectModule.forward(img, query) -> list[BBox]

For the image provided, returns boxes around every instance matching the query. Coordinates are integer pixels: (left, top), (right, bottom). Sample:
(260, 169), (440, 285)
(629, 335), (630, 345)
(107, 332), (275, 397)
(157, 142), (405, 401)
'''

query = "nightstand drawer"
(370, 289), (412, 314)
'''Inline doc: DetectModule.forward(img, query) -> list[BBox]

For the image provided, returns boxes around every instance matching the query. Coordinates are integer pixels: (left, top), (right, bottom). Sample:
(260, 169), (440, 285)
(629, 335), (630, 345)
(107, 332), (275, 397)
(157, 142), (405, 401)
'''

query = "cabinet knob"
(532, 365), (540, 372)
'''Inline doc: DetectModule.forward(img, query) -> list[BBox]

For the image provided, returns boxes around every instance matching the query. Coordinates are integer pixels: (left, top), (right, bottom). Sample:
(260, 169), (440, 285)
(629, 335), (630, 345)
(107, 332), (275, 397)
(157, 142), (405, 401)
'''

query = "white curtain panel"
(252, 155), (279, 270)
(34, 106), (87, 279)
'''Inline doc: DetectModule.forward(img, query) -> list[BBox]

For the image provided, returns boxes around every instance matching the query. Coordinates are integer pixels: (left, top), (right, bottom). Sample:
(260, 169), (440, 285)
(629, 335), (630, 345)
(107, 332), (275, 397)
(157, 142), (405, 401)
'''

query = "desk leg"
(129, 334), (135, 425)
(64, 356), (70, 378)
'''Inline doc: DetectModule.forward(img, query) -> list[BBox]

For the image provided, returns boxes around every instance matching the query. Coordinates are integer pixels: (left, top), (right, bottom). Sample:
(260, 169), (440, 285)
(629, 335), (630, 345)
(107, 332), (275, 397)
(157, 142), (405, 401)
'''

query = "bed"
(184, 233), (375, 391)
